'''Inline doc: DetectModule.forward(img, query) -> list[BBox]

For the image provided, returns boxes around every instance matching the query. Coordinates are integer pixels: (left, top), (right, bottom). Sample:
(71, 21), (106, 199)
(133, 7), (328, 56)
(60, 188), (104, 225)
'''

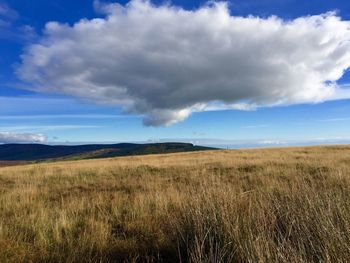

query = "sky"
(0, 0), (350, 147)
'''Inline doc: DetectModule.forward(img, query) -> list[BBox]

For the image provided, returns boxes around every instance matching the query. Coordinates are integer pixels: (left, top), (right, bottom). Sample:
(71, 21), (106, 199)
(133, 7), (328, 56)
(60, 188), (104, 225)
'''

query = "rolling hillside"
(0, 142), (214, 161)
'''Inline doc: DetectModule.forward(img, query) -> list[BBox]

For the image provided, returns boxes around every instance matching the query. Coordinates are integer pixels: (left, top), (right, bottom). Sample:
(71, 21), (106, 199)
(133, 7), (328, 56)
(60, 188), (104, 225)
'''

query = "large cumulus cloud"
(18, 0), (350, 126)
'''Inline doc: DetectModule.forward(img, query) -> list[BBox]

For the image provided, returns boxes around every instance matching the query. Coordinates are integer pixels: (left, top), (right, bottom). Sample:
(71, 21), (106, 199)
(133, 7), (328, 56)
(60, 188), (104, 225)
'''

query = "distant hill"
(0, 142), (215, 161)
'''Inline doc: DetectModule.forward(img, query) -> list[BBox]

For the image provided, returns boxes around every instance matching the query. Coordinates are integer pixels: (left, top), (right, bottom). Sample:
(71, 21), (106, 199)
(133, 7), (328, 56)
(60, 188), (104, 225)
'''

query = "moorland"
(0, 146), (350, 262)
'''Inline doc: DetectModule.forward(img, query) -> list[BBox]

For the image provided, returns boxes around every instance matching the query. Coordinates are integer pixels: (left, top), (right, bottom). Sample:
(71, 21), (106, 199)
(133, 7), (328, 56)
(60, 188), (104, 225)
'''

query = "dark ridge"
(0, 142), (216, 161)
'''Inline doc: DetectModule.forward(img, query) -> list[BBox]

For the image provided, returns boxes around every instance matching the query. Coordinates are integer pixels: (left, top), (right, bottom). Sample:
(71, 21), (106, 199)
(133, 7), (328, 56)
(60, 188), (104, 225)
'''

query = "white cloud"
(258, 140), (286, 145)
(0, 132), (47, 143)
(17, 0), (350, 126)
(0, 125), (104, 132)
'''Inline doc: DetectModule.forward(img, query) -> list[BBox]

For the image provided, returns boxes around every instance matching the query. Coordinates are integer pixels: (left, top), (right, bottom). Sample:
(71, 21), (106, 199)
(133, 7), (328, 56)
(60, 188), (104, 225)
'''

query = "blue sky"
(0, 0), (350, 147)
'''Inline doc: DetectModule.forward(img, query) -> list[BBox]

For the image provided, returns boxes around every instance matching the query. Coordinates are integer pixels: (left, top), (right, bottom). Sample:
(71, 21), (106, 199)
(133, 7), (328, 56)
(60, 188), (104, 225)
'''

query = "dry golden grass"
(1, 146), (350, 262)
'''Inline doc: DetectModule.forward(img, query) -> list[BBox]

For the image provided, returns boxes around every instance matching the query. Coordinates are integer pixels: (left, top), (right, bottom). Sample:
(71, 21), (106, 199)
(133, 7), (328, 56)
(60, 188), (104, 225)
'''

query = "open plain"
(0, 146), (350, 262)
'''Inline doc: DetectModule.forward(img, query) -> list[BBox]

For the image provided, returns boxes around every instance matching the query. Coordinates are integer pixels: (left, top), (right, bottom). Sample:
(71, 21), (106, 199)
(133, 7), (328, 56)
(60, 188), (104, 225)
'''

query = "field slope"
(0, 146), (350, 262)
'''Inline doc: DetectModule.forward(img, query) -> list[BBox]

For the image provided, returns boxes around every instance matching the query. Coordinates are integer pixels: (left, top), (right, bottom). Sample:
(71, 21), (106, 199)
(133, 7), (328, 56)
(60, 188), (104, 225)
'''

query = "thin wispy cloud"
(318, 117), (350, 122)
(0, 125), (105, 132)
(144, 137), (350, 148)
(0, 114), (139, 120)
(0, 3), (19, 20)
(0, 2), (36, 42)
(0, 132), (46, 143)
(241, 124), (269, 129)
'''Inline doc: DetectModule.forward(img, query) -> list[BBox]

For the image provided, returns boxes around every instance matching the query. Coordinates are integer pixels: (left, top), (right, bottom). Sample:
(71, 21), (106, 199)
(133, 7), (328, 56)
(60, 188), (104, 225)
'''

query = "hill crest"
(0, 142), (214, 161)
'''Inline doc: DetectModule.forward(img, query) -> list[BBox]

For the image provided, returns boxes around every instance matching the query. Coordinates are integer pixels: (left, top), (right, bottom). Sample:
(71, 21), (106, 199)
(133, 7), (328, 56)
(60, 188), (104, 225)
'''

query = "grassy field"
(0, 146), (350, 262)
